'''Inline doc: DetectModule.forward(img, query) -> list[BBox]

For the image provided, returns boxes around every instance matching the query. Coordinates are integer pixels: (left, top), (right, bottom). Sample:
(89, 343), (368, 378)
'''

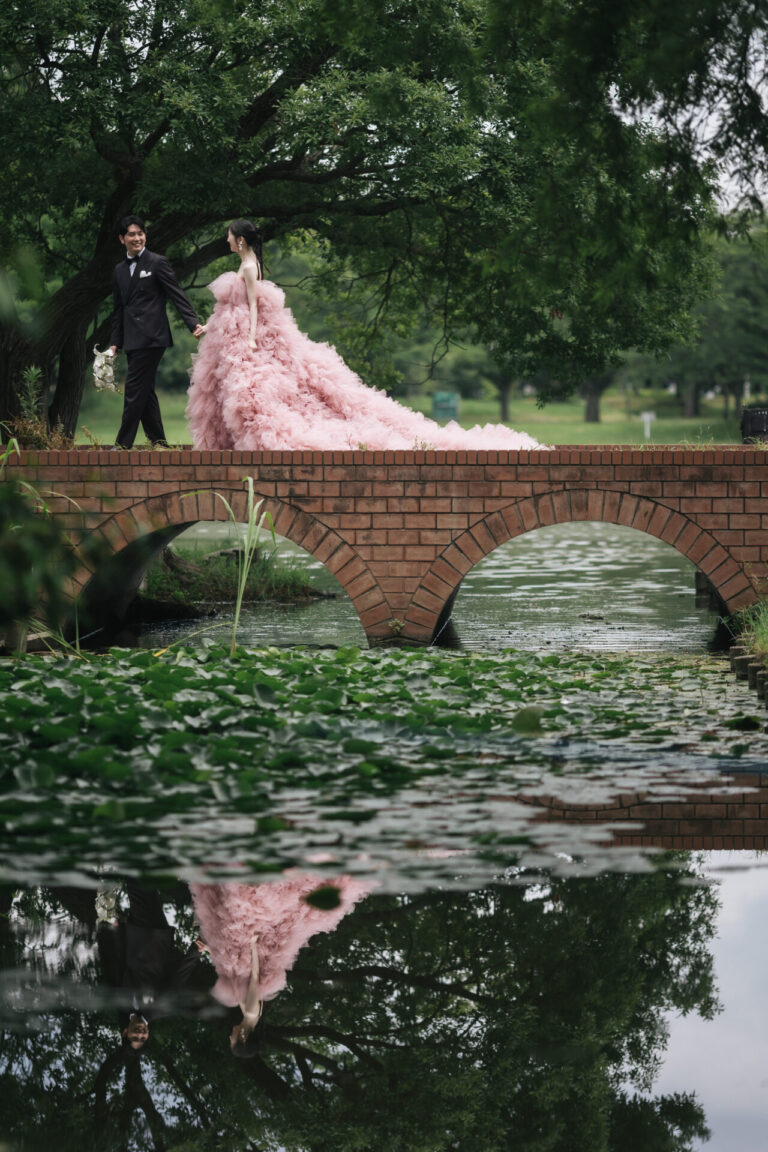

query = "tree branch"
(291, 963), (495, 1005)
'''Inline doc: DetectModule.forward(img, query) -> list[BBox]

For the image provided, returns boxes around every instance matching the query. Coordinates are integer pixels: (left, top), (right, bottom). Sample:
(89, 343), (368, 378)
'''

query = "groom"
(109, 214), (204, 449)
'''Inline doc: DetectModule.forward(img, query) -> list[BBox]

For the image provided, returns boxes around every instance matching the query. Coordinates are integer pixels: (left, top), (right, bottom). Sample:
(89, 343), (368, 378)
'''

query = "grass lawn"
(76, 383), (744, 448)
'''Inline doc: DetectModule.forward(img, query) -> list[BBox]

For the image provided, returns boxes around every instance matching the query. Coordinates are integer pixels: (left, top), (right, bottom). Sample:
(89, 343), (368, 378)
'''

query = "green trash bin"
(432, 391), (459, 424)
(741, 406), (768, 444)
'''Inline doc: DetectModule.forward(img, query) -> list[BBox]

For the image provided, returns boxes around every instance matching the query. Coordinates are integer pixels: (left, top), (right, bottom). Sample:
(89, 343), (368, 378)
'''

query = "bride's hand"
(248, 337), (258, 351)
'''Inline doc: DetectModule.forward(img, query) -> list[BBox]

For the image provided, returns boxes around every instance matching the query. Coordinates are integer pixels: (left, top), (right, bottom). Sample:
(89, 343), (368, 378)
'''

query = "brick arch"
(402, 487), (751, 643)
(75, 486), (388, 636)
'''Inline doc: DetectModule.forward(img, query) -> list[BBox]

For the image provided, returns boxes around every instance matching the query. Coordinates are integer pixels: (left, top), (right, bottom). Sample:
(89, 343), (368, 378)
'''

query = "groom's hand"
(192, 324), (205, 339)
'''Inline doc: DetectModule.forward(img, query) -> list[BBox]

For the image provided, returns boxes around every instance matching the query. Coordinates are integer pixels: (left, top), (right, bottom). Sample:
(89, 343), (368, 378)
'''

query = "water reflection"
(189, 874), (369, 1054)
(0, 861), (719, 1151)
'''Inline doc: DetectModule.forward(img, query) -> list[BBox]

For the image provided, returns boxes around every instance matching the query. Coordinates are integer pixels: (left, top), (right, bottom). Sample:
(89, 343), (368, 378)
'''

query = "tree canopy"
(2, 0), (756, 432)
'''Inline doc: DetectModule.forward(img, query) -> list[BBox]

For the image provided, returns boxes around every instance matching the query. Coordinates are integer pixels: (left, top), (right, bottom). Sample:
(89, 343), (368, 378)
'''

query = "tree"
(615, 227), (768, 420)
(490, 0), (768, 201)
(0, 0), (721, 435)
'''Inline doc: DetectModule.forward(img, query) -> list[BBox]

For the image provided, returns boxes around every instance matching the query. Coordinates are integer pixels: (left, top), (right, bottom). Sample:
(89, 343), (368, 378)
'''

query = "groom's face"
(120, 225), (146, 257)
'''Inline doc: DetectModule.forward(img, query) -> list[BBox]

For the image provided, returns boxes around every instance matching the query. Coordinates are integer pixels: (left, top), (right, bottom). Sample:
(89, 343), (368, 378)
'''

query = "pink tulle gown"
(190, 875), (369, 1006)
(186, 272), (543, 451)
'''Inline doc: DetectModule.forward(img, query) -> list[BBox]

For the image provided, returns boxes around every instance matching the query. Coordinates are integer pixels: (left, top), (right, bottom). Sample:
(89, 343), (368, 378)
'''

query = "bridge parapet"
(6, 447), (767, 645)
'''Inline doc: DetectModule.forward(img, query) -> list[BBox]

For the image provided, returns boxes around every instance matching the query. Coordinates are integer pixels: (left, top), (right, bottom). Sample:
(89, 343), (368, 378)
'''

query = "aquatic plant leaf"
(723, 715), (762, 731)
(511, 707), (545, 734)
(303, 884), (342, 910)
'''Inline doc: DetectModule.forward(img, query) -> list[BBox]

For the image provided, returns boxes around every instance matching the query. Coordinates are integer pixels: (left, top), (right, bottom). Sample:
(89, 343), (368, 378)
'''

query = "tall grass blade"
(181, 479), (274, 655)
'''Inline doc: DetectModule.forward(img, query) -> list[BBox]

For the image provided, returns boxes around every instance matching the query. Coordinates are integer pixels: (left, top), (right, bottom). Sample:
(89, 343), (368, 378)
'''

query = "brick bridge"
(7, 446), (768, 645)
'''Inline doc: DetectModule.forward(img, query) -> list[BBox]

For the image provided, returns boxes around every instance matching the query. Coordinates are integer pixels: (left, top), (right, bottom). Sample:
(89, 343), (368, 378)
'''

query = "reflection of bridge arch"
(76, 488), (386, 638)
(406, 489), (744, 640)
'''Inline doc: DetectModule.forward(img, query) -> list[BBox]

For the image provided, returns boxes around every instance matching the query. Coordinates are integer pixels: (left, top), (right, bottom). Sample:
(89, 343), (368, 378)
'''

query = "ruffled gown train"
(187, 272), (543, 451)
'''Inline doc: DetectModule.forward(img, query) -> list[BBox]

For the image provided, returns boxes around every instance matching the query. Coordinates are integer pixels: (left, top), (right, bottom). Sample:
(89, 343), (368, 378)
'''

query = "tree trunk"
(0, 328), (32, 434)
(683, 382), (700, 417)
(583, 382), (601, 423)
(497, 377), (511, 423)
(48, 319), (93, 436)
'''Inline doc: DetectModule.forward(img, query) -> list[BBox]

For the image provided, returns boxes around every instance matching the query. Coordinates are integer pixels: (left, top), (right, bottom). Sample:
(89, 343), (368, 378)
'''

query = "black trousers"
(115, 346), (168, 448)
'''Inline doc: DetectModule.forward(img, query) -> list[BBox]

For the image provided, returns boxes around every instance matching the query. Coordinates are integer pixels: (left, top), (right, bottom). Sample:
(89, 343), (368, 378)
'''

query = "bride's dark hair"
(229, 219), (263, 273)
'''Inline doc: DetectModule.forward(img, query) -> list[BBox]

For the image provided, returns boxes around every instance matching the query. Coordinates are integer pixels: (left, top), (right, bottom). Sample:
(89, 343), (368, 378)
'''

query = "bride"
(186, 219), (543, 451)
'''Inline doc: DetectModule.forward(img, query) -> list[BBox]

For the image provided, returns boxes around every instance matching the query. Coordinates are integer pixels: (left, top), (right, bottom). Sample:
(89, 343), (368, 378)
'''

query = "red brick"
(646, 503), (673, 538)
(334, 554), (368, 584)
(719, 574), (755, 606)
(695, 513), (732, 529)
(587, 490), (605, 520)
(344, 571), (377, 599)
(432, 555), (464, 583)
(353, 585), (389, 614)
(687, 533), (720, 566)
(455, 532), (486, 564)
(365, 543), (403, 560)
(729, 481), (762, 497)
(379, 578), (420, 597)
(468, 520), (497, 554)
(697, 545), (731, 576)
(411, 587), (446, 613)
(602, 490), (623, 523)
(422, 571), (454, 598)
(631, 499), (656, 532)
(384, 561), (424, 578)
(313, 533), (343, 564)
(551, 490), (571, 522)
(484, 510), (510, 543)
(359, 601), (392, 629)
(403, 605), (439, 631)
(571, 489), (589, 520)
(515, 498), (540, 531)
(726, 803), (761, 819)
(535, 493), (557, 527)
(442, 543), (473, 574)
(499, 481), (533, 498)
(693, 804), (728, 819)
(617, 494), (639, 526)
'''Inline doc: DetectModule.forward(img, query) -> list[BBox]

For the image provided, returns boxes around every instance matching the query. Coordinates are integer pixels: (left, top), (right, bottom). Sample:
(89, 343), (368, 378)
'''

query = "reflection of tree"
(0, 858), (718, 1150)
(88, 1046), (165, 1150)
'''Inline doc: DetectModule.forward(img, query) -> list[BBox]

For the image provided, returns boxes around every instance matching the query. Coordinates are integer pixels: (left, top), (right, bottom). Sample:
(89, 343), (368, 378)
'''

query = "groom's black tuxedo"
(111, 248), (199, 352)
(110, 248), (200, 448)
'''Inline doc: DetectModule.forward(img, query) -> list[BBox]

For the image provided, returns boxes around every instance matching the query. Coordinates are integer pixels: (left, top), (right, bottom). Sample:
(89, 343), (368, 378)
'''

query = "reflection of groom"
(109, 214), (204, 449)
(51, 881), (215, 1048)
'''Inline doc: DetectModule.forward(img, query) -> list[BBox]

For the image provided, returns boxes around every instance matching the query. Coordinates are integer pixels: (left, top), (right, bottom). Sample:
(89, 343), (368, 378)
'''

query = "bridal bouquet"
(93, 345), (119, 392)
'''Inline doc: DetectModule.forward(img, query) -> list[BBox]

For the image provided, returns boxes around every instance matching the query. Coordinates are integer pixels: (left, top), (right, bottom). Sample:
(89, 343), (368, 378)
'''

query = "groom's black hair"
(119, 214), (146, 236)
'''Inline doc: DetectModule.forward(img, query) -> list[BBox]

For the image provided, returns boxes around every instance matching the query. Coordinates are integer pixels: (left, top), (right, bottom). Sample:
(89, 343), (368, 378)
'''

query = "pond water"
(139, 520), (723, 653)
(3, 523), (768, 1149)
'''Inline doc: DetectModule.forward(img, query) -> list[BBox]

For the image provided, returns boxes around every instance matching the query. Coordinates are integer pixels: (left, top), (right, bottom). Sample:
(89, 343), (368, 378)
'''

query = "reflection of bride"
(190, 874), (369, 1053)
(186, 219), (544, 452)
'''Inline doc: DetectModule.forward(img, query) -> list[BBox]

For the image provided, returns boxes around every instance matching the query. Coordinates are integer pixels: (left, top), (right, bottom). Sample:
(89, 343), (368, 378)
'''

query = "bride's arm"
(239, 933), (262, 1021)
(242, 263), (260, 350)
